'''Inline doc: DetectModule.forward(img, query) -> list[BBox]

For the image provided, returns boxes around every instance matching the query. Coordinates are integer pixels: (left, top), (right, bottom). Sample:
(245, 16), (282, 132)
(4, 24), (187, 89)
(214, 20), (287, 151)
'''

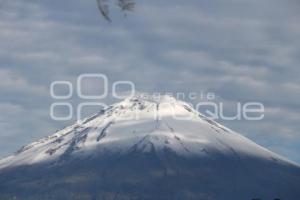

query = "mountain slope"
(0, 95), (299, 200)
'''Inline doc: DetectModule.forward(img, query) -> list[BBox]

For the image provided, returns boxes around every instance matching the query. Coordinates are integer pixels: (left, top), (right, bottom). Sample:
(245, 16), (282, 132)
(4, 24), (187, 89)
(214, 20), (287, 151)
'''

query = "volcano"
(0, 95), (299, 200)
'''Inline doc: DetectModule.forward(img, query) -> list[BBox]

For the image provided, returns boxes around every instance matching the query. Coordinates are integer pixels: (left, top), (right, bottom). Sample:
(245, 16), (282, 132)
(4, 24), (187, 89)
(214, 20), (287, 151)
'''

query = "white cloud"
(0, 0), (299, 163)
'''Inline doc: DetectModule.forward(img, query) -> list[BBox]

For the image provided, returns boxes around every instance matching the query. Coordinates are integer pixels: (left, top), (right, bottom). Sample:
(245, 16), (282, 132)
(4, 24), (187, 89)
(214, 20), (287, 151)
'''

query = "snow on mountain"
(0, 94), (297, 170)
(1, 94), (300, 200)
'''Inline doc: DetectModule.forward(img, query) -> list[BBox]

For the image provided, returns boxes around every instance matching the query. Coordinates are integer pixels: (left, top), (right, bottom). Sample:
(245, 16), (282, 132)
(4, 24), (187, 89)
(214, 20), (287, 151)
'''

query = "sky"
(0, 0), (299, 163)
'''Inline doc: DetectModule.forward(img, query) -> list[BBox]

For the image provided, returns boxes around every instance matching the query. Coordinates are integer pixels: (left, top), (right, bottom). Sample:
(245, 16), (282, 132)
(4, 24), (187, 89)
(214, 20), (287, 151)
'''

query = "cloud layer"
(0, 0), (299, 162)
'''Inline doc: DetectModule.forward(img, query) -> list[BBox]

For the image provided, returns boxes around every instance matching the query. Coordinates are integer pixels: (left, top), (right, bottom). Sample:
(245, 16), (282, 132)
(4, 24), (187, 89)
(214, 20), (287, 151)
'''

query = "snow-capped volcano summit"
(0, 94), (293, 168)
(0, 95), (299, 200)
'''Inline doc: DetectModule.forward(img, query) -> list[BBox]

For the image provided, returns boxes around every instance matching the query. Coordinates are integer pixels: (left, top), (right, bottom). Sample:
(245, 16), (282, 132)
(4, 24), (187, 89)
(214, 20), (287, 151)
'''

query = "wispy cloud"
(0, 0), (299, 163)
